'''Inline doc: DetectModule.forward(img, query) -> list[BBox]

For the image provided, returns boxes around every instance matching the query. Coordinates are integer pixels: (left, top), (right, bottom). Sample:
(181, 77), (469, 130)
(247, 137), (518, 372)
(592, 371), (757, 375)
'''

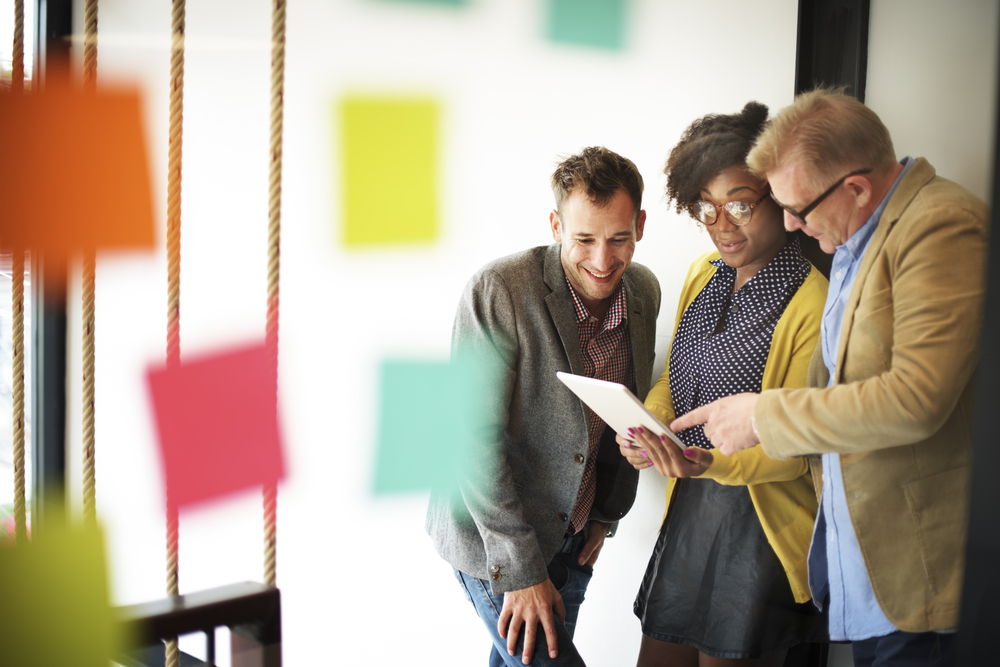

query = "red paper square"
(146, 342), (285, 510)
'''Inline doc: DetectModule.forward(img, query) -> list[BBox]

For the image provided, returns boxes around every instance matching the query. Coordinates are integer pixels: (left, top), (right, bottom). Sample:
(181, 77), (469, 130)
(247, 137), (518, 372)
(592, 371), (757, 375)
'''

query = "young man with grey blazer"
(426, 147), (660, 666)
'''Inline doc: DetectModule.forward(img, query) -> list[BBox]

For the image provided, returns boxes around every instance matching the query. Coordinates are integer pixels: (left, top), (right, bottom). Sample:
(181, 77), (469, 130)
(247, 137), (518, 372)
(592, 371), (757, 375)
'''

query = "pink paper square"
(146, 342), (285, 510)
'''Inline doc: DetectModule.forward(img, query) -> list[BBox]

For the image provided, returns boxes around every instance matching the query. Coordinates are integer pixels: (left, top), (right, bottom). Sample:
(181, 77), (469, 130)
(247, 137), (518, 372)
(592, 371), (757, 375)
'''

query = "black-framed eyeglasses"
(688, 189), (770, 227)
(771, 167), (873, 223)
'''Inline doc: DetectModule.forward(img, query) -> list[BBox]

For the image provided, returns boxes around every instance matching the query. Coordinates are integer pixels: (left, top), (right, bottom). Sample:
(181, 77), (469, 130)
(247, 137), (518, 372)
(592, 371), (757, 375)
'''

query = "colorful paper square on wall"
(373, 357), (499, 495)
(0, 82), (155, 262)
(339, 97), (440, 247)
(0, 522), (125, 667)
(547, 0), (628, 51)
(146, 342), (286, 510)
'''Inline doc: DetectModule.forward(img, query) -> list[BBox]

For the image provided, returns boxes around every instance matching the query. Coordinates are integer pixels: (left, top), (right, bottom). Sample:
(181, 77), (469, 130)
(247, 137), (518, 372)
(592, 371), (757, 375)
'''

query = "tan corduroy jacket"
(756, 158), (989, 632)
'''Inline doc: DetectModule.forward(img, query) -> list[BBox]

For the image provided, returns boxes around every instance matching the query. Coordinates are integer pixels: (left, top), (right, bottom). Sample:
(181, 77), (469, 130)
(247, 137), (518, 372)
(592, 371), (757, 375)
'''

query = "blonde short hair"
(747, 88), (897, 192)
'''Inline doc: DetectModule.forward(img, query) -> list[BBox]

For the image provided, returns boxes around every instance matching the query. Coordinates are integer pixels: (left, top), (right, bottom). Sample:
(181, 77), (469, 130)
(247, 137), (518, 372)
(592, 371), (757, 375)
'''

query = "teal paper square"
(547, 0), (627, 51)
(374, 358), (495, 495)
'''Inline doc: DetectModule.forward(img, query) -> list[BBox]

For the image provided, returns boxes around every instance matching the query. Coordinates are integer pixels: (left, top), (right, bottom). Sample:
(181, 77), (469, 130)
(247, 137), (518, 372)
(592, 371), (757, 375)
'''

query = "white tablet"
(556, 371), (686, 450)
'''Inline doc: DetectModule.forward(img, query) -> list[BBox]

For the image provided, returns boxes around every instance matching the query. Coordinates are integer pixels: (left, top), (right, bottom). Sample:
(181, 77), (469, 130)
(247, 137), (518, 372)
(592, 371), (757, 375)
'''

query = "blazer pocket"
(846, 287), (894, 377)
(903, 467), (969, 600)
(852, 286), (894, 321)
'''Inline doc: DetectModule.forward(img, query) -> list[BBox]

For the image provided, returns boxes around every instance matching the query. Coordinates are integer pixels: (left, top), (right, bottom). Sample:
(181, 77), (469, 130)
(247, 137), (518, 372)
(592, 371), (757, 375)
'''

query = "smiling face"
(698, 166), (786, 282)
(550, 188), (645, 316)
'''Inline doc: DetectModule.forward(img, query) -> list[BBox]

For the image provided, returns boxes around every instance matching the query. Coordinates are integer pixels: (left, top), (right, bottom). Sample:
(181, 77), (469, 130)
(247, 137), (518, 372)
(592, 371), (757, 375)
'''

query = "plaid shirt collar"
(565, 277), (628, 329)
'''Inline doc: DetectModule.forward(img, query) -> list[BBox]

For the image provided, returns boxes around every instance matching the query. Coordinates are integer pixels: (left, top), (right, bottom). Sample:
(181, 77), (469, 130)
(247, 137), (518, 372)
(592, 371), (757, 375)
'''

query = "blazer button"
(491, 564), (500, 573)
(493, 571), (502, 581)
(557, 512), (568, 522)
(574, 454), (585, 464)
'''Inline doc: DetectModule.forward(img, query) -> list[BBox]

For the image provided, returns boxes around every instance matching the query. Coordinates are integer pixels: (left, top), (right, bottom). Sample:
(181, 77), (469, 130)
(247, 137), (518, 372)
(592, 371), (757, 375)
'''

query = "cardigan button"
(491, 564), (500, 573)
(557, 512), (568, 523)
(574, 454), (585, 464)
(492, 571), (502, 581)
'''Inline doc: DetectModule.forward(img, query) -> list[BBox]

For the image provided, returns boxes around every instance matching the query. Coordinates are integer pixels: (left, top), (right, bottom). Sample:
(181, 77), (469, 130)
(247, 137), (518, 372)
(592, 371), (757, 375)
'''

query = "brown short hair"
(747, 87), (897, 191)
(663, 101), (770, 215)
(551, 146), (644, 224)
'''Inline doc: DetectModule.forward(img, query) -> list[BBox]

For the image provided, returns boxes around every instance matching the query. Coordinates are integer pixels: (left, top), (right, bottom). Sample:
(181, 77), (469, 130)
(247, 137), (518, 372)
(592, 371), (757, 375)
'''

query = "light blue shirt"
(808, 157), (914, 641)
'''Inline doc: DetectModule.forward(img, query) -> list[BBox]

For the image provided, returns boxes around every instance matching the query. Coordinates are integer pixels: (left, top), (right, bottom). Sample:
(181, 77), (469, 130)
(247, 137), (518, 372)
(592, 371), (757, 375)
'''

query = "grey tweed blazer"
(425, 243), (660, 594)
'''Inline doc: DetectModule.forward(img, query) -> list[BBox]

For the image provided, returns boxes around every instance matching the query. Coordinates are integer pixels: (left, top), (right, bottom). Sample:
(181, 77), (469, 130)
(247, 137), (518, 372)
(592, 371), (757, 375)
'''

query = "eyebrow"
(700, 186), (758, 197)
(572, 231), (633, 238)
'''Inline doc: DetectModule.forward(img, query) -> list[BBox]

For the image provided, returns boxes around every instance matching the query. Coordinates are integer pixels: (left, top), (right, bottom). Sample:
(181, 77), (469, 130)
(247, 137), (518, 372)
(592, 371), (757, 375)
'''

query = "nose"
(783, 210), (803, 232)
(590, 240), (613, 271)
(714, 211), (739, 233)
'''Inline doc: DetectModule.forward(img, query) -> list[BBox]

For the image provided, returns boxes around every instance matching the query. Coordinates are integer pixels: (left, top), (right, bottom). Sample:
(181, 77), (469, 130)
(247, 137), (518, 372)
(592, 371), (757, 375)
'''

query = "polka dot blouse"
(670, 236), (810, 449)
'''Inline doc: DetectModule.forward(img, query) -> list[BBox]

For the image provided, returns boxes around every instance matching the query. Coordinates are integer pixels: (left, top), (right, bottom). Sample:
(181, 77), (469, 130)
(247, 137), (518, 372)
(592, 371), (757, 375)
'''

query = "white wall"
(867, 0), (998, 201)
(45, 1), (995, 666)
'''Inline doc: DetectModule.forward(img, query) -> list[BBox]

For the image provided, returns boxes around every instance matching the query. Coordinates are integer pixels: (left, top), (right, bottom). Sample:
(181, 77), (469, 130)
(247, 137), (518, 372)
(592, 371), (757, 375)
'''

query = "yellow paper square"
(339, 97), (439, 246)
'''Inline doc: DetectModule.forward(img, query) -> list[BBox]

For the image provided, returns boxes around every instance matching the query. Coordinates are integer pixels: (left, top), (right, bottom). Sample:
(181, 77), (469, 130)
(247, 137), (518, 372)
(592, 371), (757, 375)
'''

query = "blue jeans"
(454, 533), (593, 666)
(852, 629), (956, 667)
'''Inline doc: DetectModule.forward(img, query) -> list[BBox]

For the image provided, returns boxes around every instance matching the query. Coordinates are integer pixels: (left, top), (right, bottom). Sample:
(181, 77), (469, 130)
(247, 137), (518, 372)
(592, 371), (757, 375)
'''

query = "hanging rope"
(12, 251), (26, 544)
(11, 0), (27, 544)
(11, 0), (23, 95)
(81, 0), (98, 529)
(166, 1), (186, 665)
(264, 0), (286, 590)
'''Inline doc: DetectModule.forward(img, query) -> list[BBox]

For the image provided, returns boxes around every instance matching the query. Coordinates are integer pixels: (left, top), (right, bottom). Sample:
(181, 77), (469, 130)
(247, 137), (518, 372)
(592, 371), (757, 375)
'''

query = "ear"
(634, 209), (647, 242)
(550, 209), (562, 242)
(844, 174), (873, 209)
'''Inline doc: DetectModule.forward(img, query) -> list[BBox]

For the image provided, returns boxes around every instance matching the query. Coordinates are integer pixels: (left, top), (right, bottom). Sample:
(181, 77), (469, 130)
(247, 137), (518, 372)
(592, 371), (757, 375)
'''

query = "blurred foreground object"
(146, 342), (286, 511)
(339, 96), (439, 247)
(547, 0), (628, 50)
(0, 82), (155, 266)
(373, 356), (495, 495)
(0, 518), (125, 667)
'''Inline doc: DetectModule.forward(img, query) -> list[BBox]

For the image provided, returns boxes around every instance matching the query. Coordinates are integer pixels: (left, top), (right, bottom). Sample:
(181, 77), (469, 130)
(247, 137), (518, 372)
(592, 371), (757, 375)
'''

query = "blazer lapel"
(543, 244), (586, 377)
(834, 158), (936, 380)
(624, 270), (651, 398)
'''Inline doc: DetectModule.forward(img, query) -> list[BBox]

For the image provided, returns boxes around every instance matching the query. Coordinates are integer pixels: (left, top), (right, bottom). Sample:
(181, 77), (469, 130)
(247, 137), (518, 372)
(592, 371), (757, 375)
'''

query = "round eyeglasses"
(688, 189), (770, 227)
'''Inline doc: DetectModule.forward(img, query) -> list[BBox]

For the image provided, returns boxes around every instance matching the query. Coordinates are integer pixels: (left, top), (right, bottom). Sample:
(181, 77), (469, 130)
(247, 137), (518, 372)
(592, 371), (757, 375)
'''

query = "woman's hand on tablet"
(617, 432), (654, 470)
(625, 426), (712, 478)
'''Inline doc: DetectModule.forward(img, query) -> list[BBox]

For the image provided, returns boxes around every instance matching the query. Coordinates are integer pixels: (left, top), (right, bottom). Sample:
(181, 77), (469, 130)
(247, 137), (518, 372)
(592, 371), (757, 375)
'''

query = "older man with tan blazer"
(668, 89), (988, 667)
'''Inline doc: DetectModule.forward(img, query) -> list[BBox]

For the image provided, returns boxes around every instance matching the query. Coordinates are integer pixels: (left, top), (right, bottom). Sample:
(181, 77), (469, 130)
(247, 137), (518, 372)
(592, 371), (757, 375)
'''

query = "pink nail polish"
(641, 451), (649, 457)
(627, 427), (635, 434)
(683, 449), (695, 459)
(646, 461), (654, 467)
(637, 426), (644, 434)
(659, 434), (666, 442)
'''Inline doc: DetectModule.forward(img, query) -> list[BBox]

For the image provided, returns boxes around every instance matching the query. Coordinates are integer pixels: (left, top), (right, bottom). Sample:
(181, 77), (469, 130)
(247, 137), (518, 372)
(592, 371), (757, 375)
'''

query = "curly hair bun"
(740, 101), (769, 133)
(663, 101), (772, 215)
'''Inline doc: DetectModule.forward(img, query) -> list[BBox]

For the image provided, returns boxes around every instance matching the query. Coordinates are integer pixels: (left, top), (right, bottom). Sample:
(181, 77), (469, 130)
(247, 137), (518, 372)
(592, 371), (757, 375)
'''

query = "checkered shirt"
(565, 277), (633, 534)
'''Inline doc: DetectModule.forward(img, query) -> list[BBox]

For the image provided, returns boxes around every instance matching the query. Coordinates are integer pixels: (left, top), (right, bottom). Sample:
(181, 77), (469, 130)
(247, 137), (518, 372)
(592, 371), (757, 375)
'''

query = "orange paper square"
(0, 84), (155, 258)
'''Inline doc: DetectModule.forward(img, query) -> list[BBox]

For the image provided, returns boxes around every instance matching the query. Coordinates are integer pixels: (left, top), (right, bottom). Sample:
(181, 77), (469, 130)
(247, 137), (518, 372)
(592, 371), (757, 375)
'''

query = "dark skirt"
(634, 478), (828, 659)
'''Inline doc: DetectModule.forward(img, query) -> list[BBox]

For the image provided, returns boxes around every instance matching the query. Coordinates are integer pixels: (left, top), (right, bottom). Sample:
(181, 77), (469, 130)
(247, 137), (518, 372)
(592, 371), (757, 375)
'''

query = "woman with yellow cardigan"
(620, 102), (829, 667)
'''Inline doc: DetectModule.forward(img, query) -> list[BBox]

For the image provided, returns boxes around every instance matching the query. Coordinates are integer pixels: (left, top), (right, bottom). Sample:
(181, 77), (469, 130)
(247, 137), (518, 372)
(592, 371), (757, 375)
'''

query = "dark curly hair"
(664, 101), (770, 216)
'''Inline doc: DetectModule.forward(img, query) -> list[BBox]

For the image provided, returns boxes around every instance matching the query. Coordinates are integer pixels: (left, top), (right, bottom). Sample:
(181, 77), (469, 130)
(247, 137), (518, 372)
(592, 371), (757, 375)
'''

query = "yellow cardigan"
(645, 249), (829, 603)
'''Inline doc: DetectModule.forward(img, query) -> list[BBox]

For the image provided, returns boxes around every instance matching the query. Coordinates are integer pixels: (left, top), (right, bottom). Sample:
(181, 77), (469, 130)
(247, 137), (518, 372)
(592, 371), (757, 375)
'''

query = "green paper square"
(339, 97), (440, 247)
(373, 357), (498, 495)
(547, 0), (628, 51)
(0, 522), (125, 667)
